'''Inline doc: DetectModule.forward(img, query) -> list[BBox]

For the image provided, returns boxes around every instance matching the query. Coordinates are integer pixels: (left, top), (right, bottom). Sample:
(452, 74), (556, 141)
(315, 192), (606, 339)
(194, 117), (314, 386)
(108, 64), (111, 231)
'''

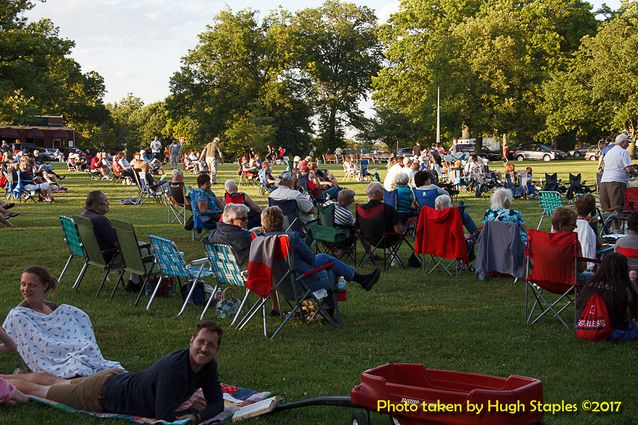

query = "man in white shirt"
(383, 157), (405, 192)
(599, 133), (637, 212)
(268, 172), (315, 224)
(150, 136), (162, 160)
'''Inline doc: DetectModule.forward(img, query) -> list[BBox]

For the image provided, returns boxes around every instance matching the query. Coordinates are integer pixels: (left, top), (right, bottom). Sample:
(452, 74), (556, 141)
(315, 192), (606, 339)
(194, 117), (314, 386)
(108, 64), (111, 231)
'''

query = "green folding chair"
(537, 191), (563, 230)
(308, 203), (356, 263)
(58, 215), (87, 286)
(73, 215), (124, 297)
(111, 219), (158, 304)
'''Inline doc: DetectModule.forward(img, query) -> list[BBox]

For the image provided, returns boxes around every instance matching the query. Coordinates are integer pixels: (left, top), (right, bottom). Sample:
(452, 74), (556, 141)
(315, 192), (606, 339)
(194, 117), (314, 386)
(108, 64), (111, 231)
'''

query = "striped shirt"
(325, 201), (354, 227)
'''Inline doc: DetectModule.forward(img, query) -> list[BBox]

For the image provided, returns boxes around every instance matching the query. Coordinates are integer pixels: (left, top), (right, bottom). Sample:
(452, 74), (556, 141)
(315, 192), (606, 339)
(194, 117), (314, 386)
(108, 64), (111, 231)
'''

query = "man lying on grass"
(4, 321), (224, 423)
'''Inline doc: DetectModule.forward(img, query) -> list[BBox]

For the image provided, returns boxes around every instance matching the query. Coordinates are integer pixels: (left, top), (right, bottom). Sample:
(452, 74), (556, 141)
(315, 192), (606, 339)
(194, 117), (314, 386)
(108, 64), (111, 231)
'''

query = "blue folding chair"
(413, 188), (440, 210)
(200, 242), (249, 324)
(148, 235), (214, 314)
(383, 189), (398, 209)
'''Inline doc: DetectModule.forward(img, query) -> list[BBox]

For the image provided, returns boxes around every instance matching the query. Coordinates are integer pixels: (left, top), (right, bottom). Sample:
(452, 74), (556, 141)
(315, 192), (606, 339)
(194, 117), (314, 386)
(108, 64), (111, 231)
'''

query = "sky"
(26, 0), (621, 106)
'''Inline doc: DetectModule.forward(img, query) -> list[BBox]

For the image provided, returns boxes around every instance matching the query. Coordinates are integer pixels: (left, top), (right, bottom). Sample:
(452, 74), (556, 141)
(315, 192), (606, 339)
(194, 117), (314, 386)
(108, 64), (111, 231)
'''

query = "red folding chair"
(235, 234), (339, 339)
(624, 187), (638, 211)
(524, 229), (598, 329)
(414, 206), (468, 276)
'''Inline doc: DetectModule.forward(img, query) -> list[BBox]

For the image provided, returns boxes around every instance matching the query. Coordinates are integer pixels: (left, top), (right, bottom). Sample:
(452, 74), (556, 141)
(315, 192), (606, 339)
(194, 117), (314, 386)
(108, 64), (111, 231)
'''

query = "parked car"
(396, 147), (414, 156)
(35, 147), (57, 161)
(511, 143), (566, 162)
(584, 144), (600, 161)
(449, 144), (501, 161)
(567, 146), (589, 157)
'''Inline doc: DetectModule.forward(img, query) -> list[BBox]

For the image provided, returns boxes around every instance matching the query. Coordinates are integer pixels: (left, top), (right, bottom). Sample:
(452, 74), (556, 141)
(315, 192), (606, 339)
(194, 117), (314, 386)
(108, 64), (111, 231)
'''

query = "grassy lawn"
(0, 158), (635, 425)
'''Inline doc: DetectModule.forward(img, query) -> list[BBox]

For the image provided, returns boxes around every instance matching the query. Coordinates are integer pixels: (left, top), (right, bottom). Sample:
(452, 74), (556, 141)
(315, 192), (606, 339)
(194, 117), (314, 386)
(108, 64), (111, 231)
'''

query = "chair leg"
(109, 269), (126, 300)
(73, 262), (89, 290)
(134, 273), (152, 307)
(146, 276), (164, 311)
(199, 284), (219, 320)
(230, 289), (251, 326)
(58, 254), (73, 284)
(95, 268), (111, 298)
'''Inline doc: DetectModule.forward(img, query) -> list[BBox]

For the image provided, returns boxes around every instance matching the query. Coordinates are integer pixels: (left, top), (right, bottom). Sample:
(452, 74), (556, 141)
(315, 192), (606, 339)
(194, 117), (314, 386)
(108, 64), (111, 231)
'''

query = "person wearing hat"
(599, 133), (638, 212)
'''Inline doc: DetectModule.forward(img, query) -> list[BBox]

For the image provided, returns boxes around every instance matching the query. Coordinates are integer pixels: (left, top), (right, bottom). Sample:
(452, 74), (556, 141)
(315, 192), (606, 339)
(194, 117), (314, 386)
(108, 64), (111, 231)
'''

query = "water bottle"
(337, 276), (347, 301)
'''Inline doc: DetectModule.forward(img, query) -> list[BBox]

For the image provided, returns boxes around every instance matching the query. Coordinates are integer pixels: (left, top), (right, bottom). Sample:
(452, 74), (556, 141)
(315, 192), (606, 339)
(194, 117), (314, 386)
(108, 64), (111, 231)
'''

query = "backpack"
(576, 293), (612, 341)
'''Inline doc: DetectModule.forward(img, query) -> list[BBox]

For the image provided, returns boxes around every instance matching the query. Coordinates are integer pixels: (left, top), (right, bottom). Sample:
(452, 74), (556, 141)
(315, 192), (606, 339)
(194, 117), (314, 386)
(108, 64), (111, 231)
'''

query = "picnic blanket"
(2, 304), (123, 378)
(29, 383), (272, 424)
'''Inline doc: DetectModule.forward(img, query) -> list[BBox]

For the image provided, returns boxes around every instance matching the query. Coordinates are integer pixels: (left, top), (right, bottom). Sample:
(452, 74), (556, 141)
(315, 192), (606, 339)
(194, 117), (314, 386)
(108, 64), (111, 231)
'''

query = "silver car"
(512, 143), (566, 162)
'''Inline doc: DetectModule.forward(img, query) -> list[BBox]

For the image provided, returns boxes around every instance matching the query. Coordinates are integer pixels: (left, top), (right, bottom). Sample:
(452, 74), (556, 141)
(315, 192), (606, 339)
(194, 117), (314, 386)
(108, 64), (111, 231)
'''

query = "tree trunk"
(502, 133), (508, 160)
(327, 107), (337, 150)
(461, 122), (471, 139)
(628, 123), (636, 157)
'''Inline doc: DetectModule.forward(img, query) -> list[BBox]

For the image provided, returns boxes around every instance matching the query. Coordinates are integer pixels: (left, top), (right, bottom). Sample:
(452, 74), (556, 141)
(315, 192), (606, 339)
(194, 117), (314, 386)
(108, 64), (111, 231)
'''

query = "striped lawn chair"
(537, 191), (563, 230)
(200, 242), (249, 325)
(148, 235), (214, 314)
(58, 215), (86, 286)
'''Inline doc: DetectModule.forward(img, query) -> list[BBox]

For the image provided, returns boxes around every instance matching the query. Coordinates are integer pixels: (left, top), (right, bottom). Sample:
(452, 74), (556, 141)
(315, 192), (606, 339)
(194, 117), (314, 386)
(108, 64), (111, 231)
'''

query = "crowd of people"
(3, 132), (638, 417)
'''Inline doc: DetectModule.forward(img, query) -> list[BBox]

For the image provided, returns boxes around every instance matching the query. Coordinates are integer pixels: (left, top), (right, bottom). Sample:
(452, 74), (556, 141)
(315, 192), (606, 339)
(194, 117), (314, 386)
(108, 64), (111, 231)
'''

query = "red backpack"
(576, 293), (612, 341)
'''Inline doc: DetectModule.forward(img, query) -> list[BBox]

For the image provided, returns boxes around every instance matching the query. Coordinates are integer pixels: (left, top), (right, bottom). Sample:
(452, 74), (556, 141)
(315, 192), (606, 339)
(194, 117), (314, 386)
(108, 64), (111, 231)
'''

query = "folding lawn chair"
(167, 182), (190, 224)
(12, 172), (39, 203)
(414, 206), (468, 276)
(268, 198), (303, 234)
(524, 229), (596, 329)
(474, 220), (526, 281)
(148, 235), (214, 314)
(58, 215), (87, 286)
(412, 188), (440, 210)
(566, 173), (593, 200)
(355, 203), (413, 270)
(133, 171), (166, 206)
(200, 242), (249, 324)
(536, 191), (563, 230)
(383, 189), (398, 210)
(72, 215), (124, 297)
(235, 234), (339, 339)
(542, 173), (561, 192)
(111, 219), (158, 304)
(308, 203), (356, 263)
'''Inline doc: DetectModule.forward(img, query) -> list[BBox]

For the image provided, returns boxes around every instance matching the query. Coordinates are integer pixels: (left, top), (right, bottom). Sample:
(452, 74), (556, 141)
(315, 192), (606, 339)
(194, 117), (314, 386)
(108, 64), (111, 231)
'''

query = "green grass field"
(0, 159), (635, 425)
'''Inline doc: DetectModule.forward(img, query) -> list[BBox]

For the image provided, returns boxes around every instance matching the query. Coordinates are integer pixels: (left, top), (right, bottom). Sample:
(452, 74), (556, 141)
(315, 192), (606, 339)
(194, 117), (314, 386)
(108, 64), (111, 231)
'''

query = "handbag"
(215, 288), (241, 319)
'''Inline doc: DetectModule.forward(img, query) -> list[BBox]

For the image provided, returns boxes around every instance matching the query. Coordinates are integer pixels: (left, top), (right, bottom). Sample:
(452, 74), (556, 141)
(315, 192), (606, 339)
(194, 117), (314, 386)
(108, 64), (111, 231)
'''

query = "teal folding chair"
(200, 242), (249, 325)
(148, 235), (214, 314)
(537, 191), (563, 230)
(58, 215), (86, 286)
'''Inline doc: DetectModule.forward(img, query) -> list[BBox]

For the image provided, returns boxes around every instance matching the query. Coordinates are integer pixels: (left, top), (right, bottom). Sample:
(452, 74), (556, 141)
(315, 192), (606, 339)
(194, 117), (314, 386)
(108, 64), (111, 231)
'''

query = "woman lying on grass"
(1, 266), (122, 379)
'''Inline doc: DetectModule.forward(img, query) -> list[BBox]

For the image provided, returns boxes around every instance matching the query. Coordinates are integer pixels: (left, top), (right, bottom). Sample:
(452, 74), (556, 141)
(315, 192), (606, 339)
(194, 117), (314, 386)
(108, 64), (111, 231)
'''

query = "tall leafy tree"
(374, 0), (596, 144)
(0, 0), (110, 146)
(169, 8), (311, 158)
(542, 1), (638, 151)
(291, 0), (382, 150)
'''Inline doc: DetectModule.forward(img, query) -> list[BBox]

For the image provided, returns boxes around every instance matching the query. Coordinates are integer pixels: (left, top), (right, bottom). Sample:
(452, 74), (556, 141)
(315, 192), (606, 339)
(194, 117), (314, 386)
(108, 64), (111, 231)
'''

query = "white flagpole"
(436, 86), (441, 145)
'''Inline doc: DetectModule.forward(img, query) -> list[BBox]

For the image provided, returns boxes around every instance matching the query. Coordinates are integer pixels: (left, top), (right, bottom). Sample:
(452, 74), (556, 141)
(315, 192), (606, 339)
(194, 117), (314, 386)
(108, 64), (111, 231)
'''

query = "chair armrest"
(141, 255), (155, 263)
(303, 262), (335, 277)
(190, 257), (209, 266)
(575, 256), (601, 264)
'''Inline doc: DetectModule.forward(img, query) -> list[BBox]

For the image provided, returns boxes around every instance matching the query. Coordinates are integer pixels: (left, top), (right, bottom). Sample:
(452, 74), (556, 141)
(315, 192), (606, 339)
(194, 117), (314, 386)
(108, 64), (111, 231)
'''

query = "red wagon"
(273, 363), (545, 425)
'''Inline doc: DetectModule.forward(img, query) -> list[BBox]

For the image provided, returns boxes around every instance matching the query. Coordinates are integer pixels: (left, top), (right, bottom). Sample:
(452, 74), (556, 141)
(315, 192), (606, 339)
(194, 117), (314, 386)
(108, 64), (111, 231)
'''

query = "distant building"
(0, 115), (75, 149)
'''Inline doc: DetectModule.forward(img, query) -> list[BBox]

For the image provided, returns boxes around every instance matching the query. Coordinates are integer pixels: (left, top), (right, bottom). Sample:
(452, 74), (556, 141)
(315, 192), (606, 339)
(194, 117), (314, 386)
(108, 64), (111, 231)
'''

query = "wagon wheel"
(351, 410), (369, 425)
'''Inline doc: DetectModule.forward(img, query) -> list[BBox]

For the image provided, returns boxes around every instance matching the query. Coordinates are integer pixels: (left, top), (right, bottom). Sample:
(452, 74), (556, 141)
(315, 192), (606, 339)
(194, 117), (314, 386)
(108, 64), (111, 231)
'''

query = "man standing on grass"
(200, 137), (224, 184)
(5, 321), (225, 423)
(150, 136), (162, 161)
(169, 139), (182, 168)
(599, 133), (638, 212)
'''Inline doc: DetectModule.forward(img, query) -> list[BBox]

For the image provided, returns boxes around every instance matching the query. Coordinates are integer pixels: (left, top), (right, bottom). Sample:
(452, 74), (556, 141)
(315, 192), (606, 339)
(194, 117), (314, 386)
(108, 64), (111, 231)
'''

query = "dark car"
(396, 147), (415, 156)
(567, 146), (588, 157)
(511, 143), (566, 162)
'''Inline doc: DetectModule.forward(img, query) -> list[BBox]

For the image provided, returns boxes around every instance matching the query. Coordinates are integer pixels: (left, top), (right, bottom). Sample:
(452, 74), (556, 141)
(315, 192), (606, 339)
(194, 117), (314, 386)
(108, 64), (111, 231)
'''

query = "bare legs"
(0, 372), (66, 386)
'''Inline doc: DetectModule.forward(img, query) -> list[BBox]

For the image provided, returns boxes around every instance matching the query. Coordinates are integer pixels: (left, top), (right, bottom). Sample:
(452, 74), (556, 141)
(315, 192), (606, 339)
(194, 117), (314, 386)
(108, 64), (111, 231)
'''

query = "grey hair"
(435, 194), (452, 210)
(278, 172), (294, 187)
(224, 179), (238, 193)
(222, 203), (249, 223)
(491, 188), (513, 210)
(394, 172), (409, 186)
(337, 189), (355, 204)
(171, 168), (183, 181)
(366, 181), (383, 196)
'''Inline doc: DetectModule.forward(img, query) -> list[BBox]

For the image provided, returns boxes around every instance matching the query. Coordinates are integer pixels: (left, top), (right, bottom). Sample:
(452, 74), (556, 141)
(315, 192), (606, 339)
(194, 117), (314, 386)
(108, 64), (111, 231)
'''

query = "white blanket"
(2, 304), (123, 378)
